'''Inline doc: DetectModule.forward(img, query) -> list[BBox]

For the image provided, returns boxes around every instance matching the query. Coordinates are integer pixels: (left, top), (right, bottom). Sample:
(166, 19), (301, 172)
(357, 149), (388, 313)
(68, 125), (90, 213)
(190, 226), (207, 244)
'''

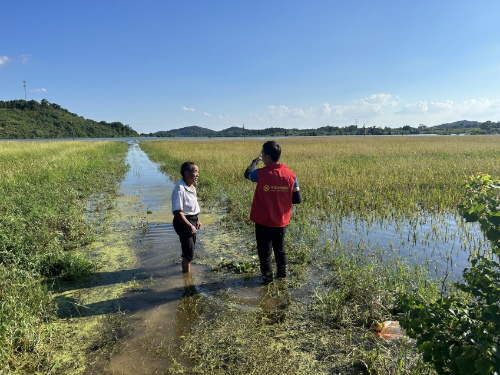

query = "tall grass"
(0, 141), (128, 372)
(142, 136), (500, 221)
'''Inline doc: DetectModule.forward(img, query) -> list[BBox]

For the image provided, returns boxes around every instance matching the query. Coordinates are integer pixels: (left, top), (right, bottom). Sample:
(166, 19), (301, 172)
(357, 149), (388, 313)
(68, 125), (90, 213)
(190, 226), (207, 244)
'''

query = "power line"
(22, 80), (27, 100)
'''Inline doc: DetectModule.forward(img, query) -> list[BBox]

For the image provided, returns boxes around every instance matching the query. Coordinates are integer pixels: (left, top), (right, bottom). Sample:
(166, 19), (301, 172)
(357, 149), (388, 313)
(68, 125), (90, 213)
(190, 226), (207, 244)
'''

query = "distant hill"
(433, 120), (481, 129)
(154, 125), (217, 137)
(0, 99), (138, 139)
(152, 119), (500, 137)
(152, 126), (292, 137)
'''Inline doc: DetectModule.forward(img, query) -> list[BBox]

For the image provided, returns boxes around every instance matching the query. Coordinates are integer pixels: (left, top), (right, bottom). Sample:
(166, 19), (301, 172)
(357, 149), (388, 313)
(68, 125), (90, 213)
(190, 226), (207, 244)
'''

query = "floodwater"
(322, 210), (490, 280)
(105, 144), (288, 374)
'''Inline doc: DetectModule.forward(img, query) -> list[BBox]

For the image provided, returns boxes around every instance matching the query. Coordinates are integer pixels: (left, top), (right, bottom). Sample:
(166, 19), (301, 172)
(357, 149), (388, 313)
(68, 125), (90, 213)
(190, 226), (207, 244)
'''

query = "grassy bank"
(0, 141), (128, 373)
(141, 136), (500, 374)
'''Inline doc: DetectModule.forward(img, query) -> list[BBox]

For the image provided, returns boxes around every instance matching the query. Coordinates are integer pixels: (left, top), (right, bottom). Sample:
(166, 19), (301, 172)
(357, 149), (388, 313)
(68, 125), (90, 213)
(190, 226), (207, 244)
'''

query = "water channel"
(104, 143), (289, 374)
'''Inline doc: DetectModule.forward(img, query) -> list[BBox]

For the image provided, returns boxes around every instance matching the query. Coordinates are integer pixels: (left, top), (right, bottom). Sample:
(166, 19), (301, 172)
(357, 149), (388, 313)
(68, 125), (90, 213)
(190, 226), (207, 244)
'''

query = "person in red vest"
(244, 141), (302, 284)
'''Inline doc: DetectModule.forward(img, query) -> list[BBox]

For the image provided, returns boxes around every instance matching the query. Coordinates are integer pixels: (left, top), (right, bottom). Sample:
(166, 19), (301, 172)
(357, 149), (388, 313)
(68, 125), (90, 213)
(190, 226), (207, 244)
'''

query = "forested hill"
(0, 100), (138, 139)
(152, 120), (500, 137)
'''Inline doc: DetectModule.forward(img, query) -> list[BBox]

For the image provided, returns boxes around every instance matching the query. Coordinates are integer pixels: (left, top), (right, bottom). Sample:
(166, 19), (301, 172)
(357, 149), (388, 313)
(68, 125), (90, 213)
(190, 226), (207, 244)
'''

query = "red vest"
(250, 163), (296, 227)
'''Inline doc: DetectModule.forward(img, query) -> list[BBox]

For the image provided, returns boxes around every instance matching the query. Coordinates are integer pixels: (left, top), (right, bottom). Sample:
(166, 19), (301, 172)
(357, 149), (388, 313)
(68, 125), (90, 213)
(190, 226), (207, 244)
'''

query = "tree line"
(151, 121), (500, 138)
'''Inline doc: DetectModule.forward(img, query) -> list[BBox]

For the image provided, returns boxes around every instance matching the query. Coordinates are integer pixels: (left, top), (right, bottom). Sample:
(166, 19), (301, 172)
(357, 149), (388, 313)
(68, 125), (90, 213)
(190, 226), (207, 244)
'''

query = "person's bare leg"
(182, 258), (191, 273)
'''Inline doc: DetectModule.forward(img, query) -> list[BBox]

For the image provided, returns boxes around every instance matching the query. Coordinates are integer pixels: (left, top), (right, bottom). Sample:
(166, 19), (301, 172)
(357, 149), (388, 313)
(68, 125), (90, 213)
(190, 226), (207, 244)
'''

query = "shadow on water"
(54, 269), (148, 293)
(56, 275), (264, 318)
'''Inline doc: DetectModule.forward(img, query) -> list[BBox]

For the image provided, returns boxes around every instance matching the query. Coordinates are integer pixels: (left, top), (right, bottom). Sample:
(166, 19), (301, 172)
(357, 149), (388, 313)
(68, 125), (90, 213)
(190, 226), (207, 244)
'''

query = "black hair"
(180, 162), (196, 178)
(262, 141), (281, 162)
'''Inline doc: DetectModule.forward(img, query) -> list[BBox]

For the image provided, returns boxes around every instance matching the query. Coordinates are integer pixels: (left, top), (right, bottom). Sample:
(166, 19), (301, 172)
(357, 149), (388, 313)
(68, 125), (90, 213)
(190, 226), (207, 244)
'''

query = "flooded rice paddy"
(57, 141), (490, 374)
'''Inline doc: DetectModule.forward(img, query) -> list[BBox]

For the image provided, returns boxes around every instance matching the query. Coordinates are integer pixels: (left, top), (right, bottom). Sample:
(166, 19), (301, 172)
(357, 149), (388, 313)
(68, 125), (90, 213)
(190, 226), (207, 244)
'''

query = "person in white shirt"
(171, 162), (202, 273)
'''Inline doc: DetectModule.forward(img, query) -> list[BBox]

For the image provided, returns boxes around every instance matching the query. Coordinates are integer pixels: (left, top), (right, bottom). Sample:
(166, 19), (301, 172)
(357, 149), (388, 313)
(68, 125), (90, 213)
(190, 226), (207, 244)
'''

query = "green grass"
(0, 140), (128, 373)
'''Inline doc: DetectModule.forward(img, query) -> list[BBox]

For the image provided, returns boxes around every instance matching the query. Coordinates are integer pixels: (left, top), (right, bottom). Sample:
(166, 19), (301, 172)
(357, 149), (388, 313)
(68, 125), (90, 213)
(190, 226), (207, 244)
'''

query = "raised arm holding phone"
(244, 141), (302, 284)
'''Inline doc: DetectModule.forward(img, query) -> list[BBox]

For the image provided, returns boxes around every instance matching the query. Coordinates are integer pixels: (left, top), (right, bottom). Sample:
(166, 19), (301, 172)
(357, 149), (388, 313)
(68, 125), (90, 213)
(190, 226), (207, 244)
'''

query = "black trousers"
(173, 215), (198, 261)
(255, 223), (287, 277)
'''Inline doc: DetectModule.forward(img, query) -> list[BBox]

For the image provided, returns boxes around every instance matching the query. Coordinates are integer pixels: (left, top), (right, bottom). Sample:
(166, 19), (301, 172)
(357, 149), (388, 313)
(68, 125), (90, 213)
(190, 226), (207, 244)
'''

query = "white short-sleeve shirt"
(171, 179), (200, 215)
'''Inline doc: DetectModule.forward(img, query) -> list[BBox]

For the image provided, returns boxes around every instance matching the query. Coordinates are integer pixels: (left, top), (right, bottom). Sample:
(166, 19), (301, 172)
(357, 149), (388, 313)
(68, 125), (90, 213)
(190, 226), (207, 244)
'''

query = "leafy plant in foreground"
(401, 173), (500, 374)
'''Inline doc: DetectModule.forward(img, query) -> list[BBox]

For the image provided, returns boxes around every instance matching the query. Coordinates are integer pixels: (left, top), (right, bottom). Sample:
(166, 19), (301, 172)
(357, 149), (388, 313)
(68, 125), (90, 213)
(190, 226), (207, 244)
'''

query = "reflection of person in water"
(244, 141), (302, 285)
(172, 162), (202, 273)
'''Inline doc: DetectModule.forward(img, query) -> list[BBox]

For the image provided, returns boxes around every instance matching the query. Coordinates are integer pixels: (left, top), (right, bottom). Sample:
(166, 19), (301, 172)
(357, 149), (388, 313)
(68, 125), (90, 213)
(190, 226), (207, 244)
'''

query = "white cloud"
(292, 108), (306, 117)
(249, 112), (263, 121)
(267, 105), (308, 119)
(458, 98), (497, 116)
(30, 88), (47, 93)
(181, 107), (195, 112)
(0, 56), (9, 65)
(394, 102), (429, 115)
(395, 100), (454, 115)
(366, 93), (398, 106)
(394, 99), (500, 118)
(322, 93), (399, 119)
(218, 115), (223, 119)
(21, 54), (32, 64)
(203, 112), (211, 116)
(321, 103), (331, 116)
(427, 100), (454, 113)
(267, 105), (288, 119)
(258, 94), (500, 128)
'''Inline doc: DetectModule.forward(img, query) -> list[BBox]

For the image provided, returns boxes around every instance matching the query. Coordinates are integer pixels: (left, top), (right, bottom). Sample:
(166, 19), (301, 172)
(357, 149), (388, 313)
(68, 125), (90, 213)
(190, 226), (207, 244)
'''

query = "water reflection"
(321, 211), (490, 279)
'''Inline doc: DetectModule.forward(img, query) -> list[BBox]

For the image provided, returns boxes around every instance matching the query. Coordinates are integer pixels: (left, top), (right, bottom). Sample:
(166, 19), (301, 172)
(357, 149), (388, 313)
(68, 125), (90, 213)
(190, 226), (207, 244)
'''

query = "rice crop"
(141, 135), (500, 373)
(0, 140), (128, 373)
(142, 136), (500, 219)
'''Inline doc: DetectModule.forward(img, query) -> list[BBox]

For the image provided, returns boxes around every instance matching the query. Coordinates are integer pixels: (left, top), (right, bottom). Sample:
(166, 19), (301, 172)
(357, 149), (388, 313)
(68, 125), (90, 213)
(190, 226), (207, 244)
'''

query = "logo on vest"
(263, 184), (288, 192)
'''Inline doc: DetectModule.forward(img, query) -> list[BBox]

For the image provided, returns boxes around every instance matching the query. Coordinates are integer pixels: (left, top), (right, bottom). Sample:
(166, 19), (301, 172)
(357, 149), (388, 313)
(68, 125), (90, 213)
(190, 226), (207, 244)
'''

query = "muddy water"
(105, 144), (284, 374)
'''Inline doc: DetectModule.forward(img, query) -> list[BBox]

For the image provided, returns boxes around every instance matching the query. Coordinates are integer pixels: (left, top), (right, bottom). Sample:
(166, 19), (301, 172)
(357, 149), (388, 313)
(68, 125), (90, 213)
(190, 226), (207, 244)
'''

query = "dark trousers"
(255, 223), (287, 278)
(173, 215), (198, 261)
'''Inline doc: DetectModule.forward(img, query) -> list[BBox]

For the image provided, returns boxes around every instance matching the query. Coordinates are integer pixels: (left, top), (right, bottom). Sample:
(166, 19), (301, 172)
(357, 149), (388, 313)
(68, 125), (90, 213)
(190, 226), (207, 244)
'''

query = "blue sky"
(2, 1), (500, 133)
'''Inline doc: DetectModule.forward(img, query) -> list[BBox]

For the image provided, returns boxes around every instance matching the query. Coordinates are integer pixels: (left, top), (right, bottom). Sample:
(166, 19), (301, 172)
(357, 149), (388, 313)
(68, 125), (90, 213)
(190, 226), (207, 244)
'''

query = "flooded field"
(3, 136), (499, 374)
(136, 136), (500, 373)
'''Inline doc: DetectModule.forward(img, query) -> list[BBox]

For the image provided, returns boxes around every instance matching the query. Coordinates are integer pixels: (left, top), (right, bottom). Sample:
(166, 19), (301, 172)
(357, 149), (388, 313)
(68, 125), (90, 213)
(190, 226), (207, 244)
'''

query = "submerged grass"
(0, 141), (129, 373)
(141, 136), (500, 374)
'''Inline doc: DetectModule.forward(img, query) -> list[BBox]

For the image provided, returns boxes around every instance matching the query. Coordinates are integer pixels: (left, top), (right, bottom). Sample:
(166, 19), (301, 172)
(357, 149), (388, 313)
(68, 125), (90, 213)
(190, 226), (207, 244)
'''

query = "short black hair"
(262, 141), (281, 162)
(180, 162), (196, 178)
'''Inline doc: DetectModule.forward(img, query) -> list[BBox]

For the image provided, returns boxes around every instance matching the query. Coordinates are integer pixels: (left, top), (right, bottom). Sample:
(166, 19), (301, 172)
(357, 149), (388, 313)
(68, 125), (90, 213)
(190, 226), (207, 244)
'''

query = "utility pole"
(243, 123), (245, 139)
(22, 80), (27, 100)
(71, 121), (74, 140)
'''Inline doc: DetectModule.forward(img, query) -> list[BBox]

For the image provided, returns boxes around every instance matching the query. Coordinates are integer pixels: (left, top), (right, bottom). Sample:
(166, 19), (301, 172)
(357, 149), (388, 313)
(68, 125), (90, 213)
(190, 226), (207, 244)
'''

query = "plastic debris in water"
(376, 321), (405, 340)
